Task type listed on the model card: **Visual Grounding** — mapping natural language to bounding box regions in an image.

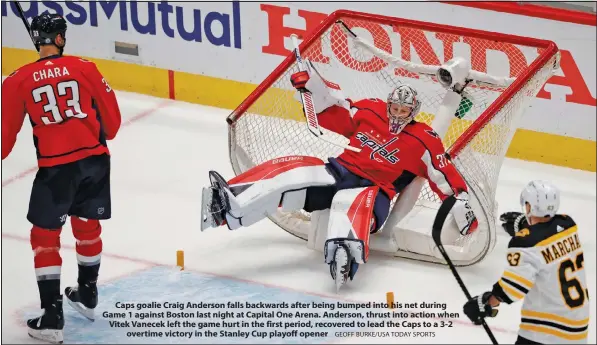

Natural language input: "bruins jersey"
[491,215,590,344]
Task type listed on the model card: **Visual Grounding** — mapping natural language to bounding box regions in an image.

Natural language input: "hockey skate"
[201,171,232,231]
[65,283,98,321]
[329,244,359,292]
[27,295,64,344]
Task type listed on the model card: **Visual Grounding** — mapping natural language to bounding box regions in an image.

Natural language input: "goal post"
[226,9,560,266]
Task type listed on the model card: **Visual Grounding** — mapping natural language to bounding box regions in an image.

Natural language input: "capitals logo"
[355,132,399,164]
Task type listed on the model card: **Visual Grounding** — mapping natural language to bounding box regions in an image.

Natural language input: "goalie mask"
[387,85,421,134]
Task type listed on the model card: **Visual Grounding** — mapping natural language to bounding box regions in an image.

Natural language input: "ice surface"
[2,89,594,344]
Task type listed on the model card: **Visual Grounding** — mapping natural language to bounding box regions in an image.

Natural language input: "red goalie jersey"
[2,55,121,167]
[318,98,468,200]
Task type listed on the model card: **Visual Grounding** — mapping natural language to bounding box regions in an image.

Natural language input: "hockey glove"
[499,211,528,237]
[463,292,499,325]
[451,192,479,235]
[290,71,310,91]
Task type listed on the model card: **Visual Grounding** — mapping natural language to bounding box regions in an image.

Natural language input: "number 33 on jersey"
[2,56,121,167]
[492,215,590,344]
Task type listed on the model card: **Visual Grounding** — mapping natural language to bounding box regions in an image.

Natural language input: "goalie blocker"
[201,65,478,291]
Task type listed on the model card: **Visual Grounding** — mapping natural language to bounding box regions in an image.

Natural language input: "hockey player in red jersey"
[2,13,121,343]
[201,66,478,291]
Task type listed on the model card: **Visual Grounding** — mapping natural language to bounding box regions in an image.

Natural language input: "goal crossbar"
[225,9,560,266]
[227,9,559,144]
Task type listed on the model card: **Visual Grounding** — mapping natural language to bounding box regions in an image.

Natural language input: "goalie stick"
[289,34,361,153]
[432,195,498,345]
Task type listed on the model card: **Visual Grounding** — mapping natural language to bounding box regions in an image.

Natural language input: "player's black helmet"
[30,13,67,54]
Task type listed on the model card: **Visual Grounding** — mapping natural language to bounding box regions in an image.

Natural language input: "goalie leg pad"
[226,156,334,218]
[224,213,242,230]
[326,186,380,263]
[203,156,335,230]
[226,189,307,230]
[279,189,307,212]
[370,190,391,234]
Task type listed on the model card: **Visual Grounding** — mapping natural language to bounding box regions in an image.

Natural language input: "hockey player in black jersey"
[463,180,589,344]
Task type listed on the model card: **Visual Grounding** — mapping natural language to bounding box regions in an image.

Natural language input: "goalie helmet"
[519,180,560,222]
[387,84,422,134]
[30,13,67,54]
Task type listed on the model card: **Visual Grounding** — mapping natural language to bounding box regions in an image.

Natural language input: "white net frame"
[226,10,559,266]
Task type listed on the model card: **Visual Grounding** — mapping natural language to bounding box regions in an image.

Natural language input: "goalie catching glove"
[451,192,479,235]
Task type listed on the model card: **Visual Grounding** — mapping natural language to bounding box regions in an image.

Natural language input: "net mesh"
[228,14,557,265]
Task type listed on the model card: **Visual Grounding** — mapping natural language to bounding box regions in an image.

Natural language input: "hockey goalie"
[201,64,479,290]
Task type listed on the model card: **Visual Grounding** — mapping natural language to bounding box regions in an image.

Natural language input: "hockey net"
[226,10,559,266]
